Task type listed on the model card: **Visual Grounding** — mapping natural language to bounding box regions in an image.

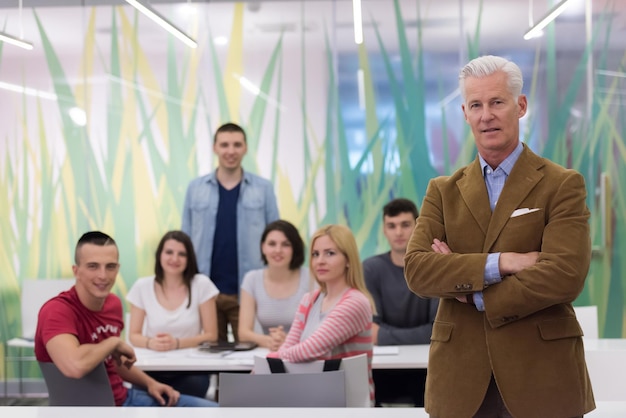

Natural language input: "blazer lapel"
[457,158,492,237]
[483,146,545,251]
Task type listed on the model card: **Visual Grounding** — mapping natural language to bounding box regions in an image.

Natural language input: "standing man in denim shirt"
[182,122,279,342]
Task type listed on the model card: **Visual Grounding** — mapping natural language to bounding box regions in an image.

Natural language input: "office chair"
[220,353,370,407]
[4,278,73,398]
[39,361,115,406]
[218,368,346,407]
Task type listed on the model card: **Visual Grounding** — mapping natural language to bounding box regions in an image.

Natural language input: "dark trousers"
[146,371,210,398]
[472,375,514,418]
[471,375,583,418]
[373,368,426,407]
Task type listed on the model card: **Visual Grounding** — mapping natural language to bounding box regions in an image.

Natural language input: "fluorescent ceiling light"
[0,80,57,100]
[523,0,575,40]
[0,31,33,50]
[352,0,363,44]
[213,36,228,46]
[69,107,87,126]
[438,88,460,108]
[357,69,365,110]
[596,69,626,79]
[233,73,287,112]
[125,0,197,49]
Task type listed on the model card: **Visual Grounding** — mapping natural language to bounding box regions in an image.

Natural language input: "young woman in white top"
[238,220,310,351]
[126,230,219,398]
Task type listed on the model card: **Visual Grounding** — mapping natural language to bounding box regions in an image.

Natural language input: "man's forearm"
[47,335,122,379]
[117,364,154,389]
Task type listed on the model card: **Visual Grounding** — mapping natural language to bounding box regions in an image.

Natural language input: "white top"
[240,268,310,334]
[126,274,219,338]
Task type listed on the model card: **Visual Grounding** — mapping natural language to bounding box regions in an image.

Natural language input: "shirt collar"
[206,168,249,184]
[479,141,524,177]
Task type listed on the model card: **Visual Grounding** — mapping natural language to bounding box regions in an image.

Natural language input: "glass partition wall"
[0,1,624,383]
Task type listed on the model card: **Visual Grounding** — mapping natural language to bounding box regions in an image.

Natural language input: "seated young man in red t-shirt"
[34,231,216,407]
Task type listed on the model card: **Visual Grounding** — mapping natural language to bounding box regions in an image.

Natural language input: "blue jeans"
[146,371,211,398]
[123,387,218,407]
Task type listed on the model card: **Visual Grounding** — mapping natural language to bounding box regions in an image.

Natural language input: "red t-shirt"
[34,286,127,406]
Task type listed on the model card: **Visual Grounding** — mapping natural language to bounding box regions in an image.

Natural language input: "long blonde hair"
[309,224,376,312]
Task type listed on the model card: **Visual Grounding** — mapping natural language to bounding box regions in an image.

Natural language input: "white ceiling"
[0,0,624,55]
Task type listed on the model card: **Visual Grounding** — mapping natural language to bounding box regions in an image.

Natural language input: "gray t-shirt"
[363,252,439,345]
[241,268,311,334]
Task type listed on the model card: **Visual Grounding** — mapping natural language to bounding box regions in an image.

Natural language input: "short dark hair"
[74,231,117,264]
[214,122,247,144]
[154,230,199,308]
[383,198,419,219]
[260,220,305,270]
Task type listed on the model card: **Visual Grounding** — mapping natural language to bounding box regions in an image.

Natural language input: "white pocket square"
[511,208,541,218]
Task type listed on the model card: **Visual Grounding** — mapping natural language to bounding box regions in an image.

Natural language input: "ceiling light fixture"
[352,0,363,44]
[526,0,543,39]
[124,0,197,49]
[523,0,575,40]
[596,69,626,79]
[233,73,287,112]
[357,69,365,110]
[0,0,34,50]
[0,80,57,100]
[0,31,33,50]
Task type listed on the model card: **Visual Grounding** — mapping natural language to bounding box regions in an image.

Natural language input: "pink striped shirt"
[269,288,374,403]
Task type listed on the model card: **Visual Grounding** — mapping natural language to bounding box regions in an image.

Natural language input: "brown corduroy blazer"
[404,144,595,418]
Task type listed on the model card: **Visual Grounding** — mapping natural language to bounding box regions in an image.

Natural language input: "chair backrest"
[22,279,74,339]
[218,369,346,407]
[39,361,115,406]
[573,305,599,339]
[252,353,370,407]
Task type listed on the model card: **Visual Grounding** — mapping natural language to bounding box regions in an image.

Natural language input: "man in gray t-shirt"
[363,198,438,406]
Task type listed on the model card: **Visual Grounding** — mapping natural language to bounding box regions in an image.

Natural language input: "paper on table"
[185,347,269,359]
[187,348,227,359]
[133,347,168,358]
[223,347,269,359]
[373,346,399,355]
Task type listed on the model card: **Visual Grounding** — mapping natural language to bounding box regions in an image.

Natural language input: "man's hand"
[431,239,469,303]
[499,252,539,275]
[146,380,180,406]
[111,340,136,370]
[431,238,452,255]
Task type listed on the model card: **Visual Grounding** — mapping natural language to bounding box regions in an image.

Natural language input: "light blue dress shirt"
[182,170,280,288]
[473,142,524,311]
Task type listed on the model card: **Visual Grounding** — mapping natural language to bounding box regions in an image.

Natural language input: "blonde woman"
[126,230,218,398]
[238,220,310,351]
[268,224,375,403]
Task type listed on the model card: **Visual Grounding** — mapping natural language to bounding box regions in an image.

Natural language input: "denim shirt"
[181,170,280,287]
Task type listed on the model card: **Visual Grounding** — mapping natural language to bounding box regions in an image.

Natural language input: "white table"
[2,403,626,417]
[134,344,430,372]
[0,407,428,417]
[135,339,624,372]
[583,338,626,401]
[134,339,626,402]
